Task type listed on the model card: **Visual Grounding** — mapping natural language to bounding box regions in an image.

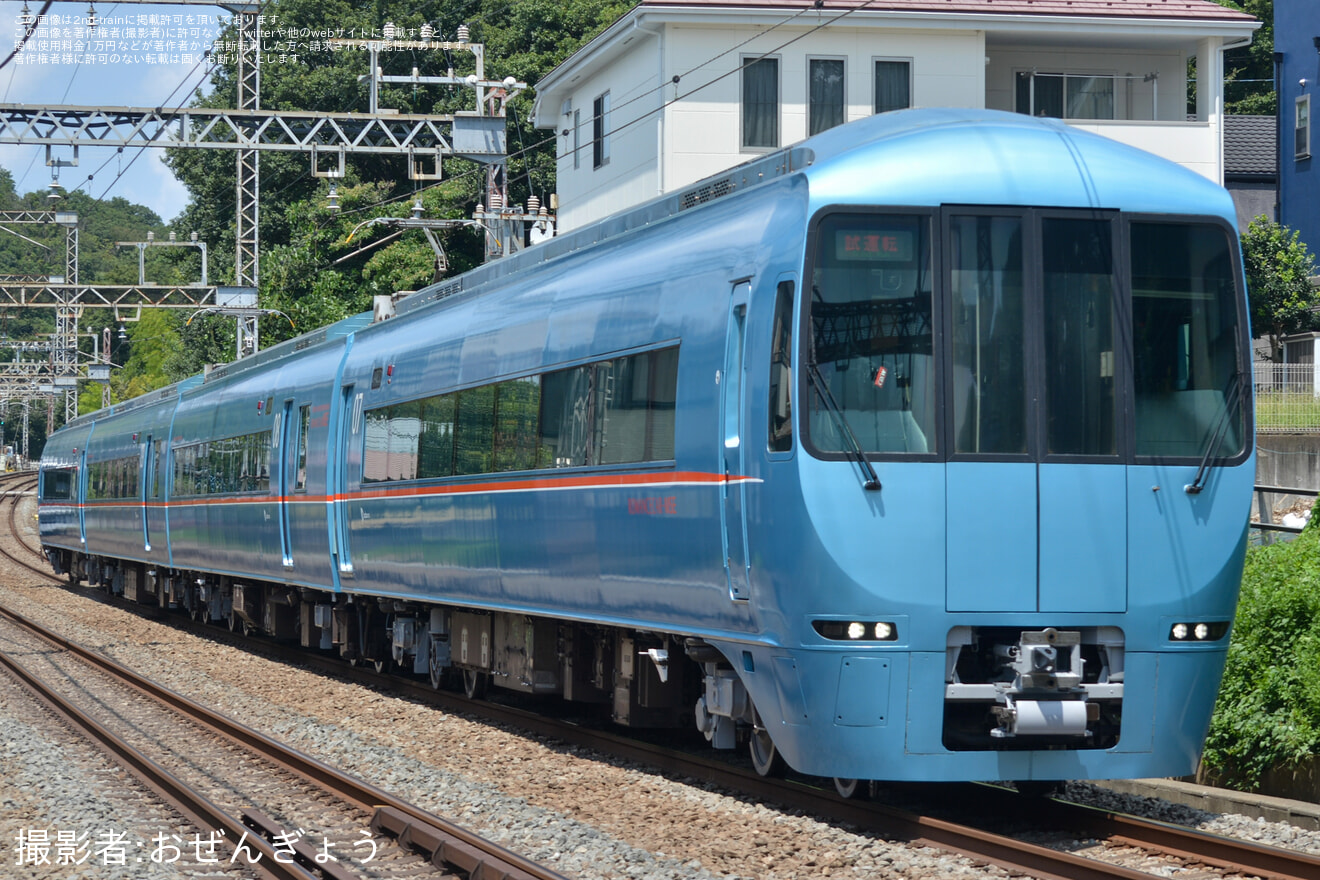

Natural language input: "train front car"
[724,109,1252,783]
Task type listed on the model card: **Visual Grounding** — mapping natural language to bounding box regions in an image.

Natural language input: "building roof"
[1224,114,1277,178]
[533,0,1261,127]
[639,0,1257,23]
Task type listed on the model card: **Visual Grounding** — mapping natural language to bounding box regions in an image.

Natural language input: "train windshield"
[807,214,937,454]
[805,212,1246,463]
[1130,221,1245,459]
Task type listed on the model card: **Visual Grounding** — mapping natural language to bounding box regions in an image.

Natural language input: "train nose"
[947,463,1127,613]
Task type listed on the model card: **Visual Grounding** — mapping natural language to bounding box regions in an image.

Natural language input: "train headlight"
[1168,621,1229,642]
[812,620,899,642]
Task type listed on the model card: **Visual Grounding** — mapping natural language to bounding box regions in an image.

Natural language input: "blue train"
[39,108,1253,788]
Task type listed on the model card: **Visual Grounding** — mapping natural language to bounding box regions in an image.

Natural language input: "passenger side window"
[768,281,795,452]
[295,406,310,491]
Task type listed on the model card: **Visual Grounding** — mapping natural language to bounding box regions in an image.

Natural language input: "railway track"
[0,473,566,880]
[0,601,566,880]
[7,473,1320,879]
[0,472,47,577]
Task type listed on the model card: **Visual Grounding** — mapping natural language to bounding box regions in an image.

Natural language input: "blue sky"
[0,2,222,223]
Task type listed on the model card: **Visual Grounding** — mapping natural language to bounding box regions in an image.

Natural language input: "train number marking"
[628,496,677,516]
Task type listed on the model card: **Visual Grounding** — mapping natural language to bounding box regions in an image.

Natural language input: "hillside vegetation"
[2,0,639,448]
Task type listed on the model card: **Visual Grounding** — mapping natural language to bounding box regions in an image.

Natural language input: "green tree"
[165,0,636,348]
[7,0,640,438]
[1243,217,1318,362]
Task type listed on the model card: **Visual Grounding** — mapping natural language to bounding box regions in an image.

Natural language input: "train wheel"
[833,778,868,799]
[373,659,389,675]
[748,706,784,777]
[462,668,489,700]
[428,645,446,690]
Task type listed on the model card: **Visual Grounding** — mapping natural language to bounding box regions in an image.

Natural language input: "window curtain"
[874,60,910,114]
[743,58,779,148]
[809,59,844,135]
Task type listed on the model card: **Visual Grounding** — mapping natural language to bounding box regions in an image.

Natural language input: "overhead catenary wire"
[331,0,886,222]
[0,0,55,193]
[0,0,53,73]
[556,0,886,167]
[88,0,280,205]
[9,4,882,257]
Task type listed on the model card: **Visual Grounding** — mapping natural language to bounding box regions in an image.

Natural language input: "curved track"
[6,479,1320,879]
[0,472,50,578]
[0,601,566,880]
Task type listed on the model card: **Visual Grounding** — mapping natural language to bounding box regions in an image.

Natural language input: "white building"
[532,0,1260,232]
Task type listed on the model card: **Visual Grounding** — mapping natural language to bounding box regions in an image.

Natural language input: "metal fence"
[1251,483,1315,546]
[1253,363,1320,433]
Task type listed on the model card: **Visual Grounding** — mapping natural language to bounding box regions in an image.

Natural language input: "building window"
[874,59,911,114]
[1016,72,1114,120]
[573,109,581,170]
[742,56,779,149]
[1298,95,1312,160]
[592,92,610,169]
[809,58,845,135]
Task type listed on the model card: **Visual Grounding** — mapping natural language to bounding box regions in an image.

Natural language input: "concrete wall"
[1255,433,1320,490]
[1255,434,1320,524]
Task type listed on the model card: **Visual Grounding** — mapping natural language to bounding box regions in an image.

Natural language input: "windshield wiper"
[1185,370,1244,495]
[807,361,881,492]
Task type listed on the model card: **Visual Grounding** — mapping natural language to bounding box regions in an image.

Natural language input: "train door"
[146,438,166,555]
[140,434,154,552]
[332,385,358,576]
[1034,214,1127,613]
[942,209,1127,613]
[721,280,751,600]
[277,400,295,569]
[943,210,1037,612]
[77,444,88,548]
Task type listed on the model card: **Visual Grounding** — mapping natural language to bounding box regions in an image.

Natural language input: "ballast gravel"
[3,493,1320,878]
[0,646,251,879]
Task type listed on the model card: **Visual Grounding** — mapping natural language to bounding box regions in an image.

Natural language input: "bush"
[1202,523,1320,789]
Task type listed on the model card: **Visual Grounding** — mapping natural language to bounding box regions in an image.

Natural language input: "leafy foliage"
[164,0,636,352]
[1213,1,1276,115]
[1242,217,1319,362]
[2,0,637,446]
[1204,526,1320,789]
[0,177,187,448]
